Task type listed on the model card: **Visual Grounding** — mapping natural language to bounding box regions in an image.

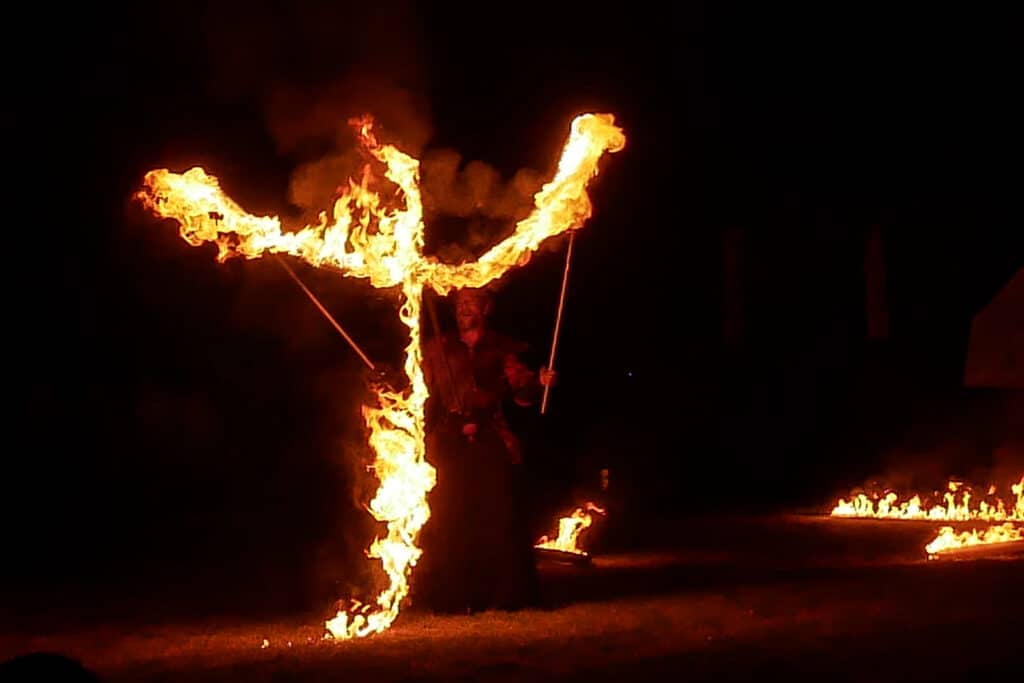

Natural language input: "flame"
[830,476,1024,558]
[830,475,1024,522]
[535,501,606,556]
[136,114,626,639]
[925,522,1024,556]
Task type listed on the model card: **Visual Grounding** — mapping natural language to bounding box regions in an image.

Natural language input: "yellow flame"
[924,522,1024,556]
[136,113,626,639]
[535,501,606,556]
[830,475,1024,522]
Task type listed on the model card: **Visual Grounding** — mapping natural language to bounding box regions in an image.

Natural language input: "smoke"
[275,104,550,270]
[201,0,432,211]
[271,76,435,217]
[992,391,1024,481]
[420,152,545,219]
[854,390,1024,493]
[200,0,547,262]
[193,0,561,394]
[196,0,430,332]
[419,150,548,263]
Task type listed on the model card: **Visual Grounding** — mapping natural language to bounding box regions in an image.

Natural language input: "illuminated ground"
[3,514,1020,682]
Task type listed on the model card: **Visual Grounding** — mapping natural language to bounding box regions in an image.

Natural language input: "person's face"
[455,290,488,335]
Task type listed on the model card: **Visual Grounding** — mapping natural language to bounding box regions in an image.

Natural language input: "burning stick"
[540,230,575,415]
[135,113,626,639]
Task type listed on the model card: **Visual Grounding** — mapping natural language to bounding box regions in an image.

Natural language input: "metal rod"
[540,231,575,415]
[273,255,375,370]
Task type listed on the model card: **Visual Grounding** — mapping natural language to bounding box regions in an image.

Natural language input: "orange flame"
[830,476,1024,558]
[535,501,606,556]
[924,522,1024,556]
[830,475,1024,522]
[136,114,626,639]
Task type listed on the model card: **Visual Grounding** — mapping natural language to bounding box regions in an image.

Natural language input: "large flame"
[830,476,1023,558]
[830,476,1024,522]
[136,113,626,639]
[535,501,606,556]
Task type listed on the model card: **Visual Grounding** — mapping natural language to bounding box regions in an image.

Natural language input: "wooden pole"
[540,231,576,415]
[273,255,375,370]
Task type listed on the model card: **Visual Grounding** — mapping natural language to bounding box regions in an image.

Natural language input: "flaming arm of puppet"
[424,113,626,294]
[135,166,412,286]
[135,117,426,290]
[136,167,347,265]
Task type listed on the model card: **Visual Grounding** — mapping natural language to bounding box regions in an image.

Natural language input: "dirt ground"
[2,514,1021,682]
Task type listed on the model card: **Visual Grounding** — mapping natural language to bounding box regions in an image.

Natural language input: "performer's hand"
[366,363,397,391]
[503,354,533,388]
[539,367,557,387]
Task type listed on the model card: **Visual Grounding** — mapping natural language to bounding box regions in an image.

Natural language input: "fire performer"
[415,285,555,613]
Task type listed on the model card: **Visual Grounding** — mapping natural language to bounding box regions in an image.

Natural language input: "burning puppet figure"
[415,286,555,612]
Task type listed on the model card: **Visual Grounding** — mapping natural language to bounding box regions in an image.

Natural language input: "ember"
[136,113,626,639]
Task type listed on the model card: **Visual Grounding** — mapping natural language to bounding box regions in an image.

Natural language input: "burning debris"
[136,113,626,639]
[830,475,1024,559]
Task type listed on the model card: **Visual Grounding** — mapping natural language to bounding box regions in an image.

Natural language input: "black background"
[5,1,1020,620]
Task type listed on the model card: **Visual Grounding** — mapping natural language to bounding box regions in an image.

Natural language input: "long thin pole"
[273,255,375,370]
[425,290,463,414]
[540,231,575,415]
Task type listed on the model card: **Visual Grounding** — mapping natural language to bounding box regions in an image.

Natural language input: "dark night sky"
[5,2,1021,614]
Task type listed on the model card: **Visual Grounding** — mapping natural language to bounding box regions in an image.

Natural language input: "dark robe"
[414,329,541,612]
